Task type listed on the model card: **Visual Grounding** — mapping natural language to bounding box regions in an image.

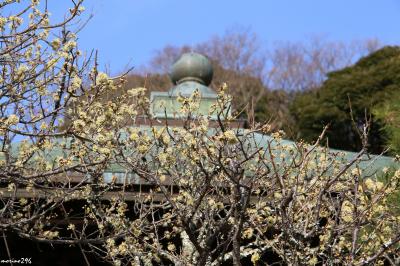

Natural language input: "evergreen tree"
[291,46,400,153]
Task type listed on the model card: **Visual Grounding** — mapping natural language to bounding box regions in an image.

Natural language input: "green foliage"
[378,170,400,216]
[291,46,400,153]
[373,91,400,154]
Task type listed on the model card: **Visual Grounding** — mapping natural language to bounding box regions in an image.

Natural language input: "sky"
[45,0,400,74]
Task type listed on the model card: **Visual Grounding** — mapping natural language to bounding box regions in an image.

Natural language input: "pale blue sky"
[47,0,400,73]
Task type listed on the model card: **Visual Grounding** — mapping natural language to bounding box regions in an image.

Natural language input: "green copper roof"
[102,128,398,181]
[1,129,398,185]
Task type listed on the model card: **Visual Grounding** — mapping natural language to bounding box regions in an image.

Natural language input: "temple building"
[0,52,398,265]
[104,52,397,184]
[0,52,396,198]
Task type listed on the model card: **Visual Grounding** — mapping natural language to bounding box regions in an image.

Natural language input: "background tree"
[253,89,294,133]
[258,37,380,137]
[290,46,400,154]
[267,37,380,91]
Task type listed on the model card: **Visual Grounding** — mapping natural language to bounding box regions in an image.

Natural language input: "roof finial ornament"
[150,52,220,119]
[170,52,213,86]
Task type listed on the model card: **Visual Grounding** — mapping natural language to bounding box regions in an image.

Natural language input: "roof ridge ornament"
[170,52,213,86]
[150,52,226,119]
